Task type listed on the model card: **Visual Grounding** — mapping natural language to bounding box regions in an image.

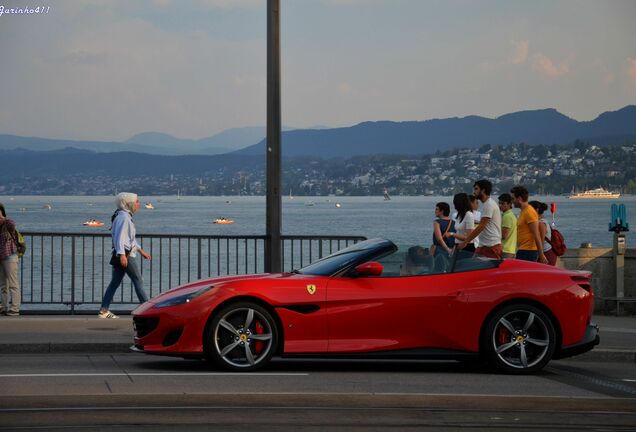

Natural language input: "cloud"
[153,0,260,8]
[532,53,570,78]
[627,57,636,89]
[338,82,353,95]
[510,40,529,65]
[0,12,267,140]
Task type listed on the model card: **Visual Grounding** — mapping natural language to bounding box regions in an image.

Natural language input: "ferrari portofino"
[132,239,599,374]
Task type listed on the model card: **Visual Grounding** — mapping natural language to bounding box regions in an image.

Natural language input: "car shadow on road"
[132,357,493,374]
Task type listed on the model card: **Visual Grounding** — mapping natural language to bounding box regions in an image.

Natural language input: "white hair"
[115,192,138,214]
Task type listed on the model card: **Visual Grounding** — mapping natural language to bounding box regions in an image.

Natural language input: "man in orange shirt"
[510,185,548,264]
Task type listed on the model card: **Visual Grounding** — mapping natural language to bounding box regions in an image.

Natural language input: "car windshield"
[296,239,394,276]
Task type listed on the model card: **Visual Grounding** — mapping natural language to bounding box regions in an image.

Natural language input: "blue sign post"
[609,204,628,314]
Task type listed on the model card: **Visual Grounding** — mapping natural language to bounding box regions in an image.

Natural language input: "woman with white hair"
[99,193,151,319]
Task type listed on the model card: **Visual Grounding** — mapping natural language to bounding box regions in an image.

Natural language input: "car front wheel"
[484,304,556,374]
[205,302,278,371]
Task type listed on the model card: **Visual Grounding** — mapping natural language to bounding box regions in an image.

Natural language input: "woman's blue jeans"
[101,256,148,309]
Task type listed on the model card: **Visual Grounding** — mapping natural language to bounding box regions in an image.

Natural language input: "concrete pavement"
[0,314,634,363]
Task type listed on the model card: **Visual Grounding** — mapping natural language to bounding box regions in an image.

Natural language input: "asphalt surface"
[0,354,635,431]
[0,314,634,430]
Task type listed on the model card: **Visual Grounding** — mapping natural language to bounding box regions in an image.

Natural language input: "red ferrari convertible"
[132,238,599,374]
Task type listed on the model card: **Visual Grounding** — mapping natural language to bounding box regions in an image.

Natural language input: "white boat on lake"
[569,187,620,199]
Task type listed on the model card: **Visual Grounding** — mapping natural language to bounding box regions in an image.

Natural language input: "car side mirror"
[353,261,383,277]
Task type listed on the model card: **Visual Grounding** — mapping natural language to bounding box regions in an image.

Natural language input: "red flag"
[551,202,557,214]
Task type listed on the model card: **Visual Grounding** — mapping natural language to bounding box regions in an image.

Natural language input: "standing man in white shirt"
[457,179,502,259]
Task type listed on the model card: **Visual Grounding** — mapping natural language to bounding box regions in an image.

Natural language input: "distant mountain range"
[0,126,284,156]
[236,105,636,157]
[124,127,282,155]
[1,106,635,158]
[1,148,263,177]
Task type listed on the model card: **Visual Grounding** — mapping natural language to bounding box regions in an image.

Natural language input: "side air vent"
[279,304,320,314]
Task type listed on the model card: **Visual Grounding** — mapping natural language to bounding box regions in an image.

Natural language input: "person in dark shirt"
[432,202,456,256]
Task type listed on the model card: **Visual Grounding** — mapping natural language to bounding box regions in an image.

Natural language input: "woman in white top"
[447,193,475,254]
[529,201,557,266]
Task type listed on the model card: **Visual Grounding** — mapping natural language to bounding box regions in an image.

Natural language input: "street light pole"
[265,0,282,273]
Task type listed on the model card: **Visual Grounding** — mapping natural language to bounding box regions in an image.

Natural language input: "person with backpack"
[0,202,22,316]
[547,202,567,258]
[530,201,558,266]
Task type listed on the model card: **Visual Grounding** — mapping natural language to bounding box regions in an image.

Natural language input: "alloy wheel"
[212,305,275,370]
[491,309,552,370]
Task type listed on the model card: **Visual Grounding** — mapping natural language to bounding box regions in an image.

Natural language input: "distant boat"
[177,189,181,200]
[383,188,391,201]
[43,204,52,210]
[213,217,234,225]
[145,203,155,209]
[83,219,104,227]
[569,187,620,199]
[289,189,294,200]
[305,201,315,207]
[335,203,342,208]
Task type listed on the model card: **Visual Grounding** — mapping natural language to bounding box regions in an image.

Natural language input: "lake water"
[2,194,634,248]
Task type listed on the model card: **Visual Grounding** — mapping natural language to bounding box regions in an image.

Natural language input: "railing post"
[197,238,202,280]
[71,236,76,315]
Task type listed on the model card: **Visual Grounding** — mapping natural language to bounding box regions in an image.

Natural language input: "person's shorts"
[475,244,502,260]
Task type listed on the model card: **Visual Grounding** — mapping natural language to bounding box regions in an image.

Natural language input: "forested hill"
[236,105,636,157]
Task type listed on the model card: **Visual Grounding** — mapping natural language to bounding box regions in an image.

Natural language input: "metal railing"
[18,232,366,313]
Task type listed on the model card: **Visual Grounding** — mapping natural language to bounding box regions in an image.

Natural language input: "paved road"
[1,354,635,431]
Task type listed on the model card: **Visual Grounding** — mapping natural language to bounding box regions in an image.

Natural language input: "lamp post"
[265,0,282,273]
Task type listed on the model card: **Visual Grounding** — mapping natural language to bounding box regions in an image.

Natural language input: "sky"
[0,0,635,141]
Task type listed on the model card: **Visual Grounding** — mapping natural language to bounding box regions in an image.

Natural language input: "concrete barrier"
[558,248,635,313]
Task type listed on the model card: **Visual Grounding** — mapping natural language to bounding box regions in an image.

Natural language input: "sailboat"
[289,189,294,200]
[177,189,181,201]
[383,188,391,201]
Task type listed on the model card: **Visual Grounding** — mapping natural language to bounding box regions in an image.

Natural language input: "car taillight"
[571,275,592,293]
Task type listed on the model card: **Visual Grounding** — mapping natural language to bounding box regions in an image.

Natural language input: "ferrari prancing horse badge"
[306,284,317,295]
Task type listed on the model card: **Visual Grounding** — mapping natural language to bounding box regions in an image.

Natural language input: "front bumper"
[553,323,600,360]
[130,302,206,356]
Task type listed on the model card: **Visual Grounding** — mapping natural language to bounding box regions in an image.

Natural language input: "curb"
[0,343,131,354]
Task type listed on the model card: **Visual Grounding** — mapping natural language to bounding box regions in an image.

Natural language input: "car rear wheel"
[484,304,556,374]
[205,302,278,371]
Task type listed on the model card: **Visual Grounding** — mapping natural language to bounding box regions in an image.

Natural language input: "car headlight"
[154,285,214,308]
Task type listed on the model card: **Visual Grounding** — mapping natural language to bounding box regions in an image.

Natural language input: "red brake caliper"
[253,320,265,354]
[498,326,510,346]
